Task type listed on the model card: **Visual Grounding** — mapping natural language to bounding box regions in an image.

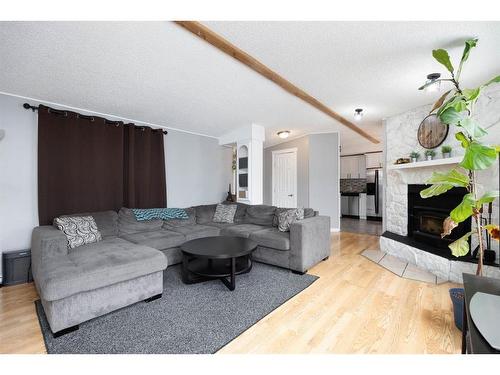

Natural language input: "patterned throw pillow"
[132,208,188,221]
[54,216,103,249]
[277,208,305,232]
[213,204,237,223]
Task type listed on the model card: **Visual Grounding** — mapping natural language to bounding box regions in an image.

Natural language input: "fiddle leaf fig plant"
[419,38,500,275]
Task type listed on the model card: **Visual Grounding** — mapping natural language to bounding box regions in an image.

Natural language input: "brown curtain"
[37,105,166,225]
[123,124,166,208]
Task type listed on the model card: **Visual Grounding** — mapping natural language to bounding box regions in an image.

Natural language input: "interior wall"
[263,136,310,207]
[0,93,232,258]
[309,133,340,230]
[263,133,340,230]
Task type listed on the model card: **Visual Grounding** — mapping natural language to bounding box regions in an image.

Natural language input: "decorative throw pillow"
[54,216,102,249]
[213,204,237,223]
[277,208,304,232]
[132,208,188,221]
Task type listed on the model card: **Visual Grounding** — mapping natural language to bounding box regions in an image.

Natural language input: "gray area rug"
[35,263,318,354]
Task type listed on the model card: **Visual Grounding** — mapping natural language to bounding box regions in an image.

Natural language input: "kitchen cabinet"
[340,155,366,179]
[366,152,383,169]
[341,195,359,217]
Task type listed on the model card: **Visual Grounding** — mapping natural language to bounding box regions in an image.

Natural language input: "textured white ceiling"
[205,21,500,148]
[1,21,499,148]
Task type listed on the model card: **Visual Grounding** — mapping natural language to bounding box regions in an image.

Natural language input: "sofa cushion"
[121,229,186,250]
[245,205,277,226]
[203,222,237,230]
[277,208,304,232]
[132,207,188,221]
[54,216,102,249]
[61,210,118,238]
[168,224,220,241]
[221,224,268,238]
[118,207,163,235]
[194,204,217,224]
[273,207,314,227]
[249,228,290,251]
[38,237,167,301]
[213,203,237,223]
[163,207,196,228]
[223,202,249,224]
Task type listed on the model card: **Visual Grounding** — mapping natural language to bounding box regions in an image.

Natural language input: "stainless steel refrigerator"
[366,168,383,218]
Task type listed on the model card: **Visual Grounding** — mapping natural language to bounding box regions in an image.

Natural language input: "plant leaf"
[426,169,469,187]
[458,118,487,138]
[462,87,481,102]
[450,193,475,223]
[477,190,499,207]
[455,132,470,148]
[430,90,452,113]
[460,142,498,170]
[483,75,500,87]
[420,183,454,199]
[460,39,478,65]
[439,107,464,125]
[442,217,458,238]
[485,225,500,241]
[432,49,454,73]
[449,232,473,257]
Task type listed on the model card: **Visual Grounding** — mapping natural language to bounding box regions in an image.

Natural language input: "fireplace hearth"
[407,184,471,257]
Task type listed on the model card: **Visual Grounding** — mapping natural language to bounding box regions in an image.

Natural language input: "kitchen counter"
[341,192,365,196]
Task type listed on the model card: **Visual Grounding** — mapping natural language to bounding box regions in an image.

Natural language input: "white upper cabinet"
[340,155,366,179]
[366,152,383,169]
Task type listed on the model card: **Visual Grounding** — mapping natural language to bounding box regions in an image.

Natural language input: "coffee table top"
[180,236,257,259]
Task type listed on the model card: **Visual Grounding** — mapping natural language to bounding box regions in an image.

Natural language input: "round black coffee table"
[180,236,257,291]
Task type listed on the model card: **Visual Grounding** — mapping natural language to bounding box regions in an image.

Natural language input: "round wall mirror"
[417,114,449,149]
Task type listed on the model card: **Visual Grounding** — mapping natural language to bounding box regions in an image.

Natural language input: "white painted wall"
[0,93,232,281]
[263,133,340,230]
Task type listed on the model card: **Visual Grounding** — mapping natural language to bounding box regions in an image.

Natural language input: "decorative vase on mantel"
[442,152,451,158]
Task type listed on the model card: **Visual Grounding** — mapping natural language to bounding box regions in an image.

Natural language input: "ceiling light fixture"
[354,108,364,122]
[277,131,290,139]
[424,73,441,93]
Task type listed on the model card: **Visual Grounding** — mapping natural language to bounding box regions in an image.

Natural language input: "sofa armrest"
[289,215,331,273]
[31,226,68,281]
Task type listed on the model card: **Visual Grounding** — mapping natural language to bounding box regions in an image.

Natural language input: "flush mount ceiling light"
[423,73,441,93]
[354,108,364,122]
[277,131,290,139]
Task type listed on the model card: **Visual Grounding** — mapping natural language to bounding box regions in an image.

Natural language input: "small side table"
[462,273,500,354]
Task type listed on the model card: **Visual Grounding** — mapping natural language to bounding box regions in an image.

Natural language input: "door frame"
[272,147,298,207]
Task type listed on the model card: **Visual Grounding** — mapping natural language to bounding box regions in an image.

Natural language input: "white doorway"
[272,148,298,208]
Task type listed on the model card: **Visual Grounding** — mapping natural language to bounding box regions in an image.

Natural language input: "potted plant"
[424,149,436,161]
[441,145,452,158]
[409,151,420,163]
[419,38,499,331]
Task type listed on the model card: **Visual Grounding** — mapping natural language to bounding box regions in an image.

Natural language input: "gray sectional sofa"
[31,203,331,335]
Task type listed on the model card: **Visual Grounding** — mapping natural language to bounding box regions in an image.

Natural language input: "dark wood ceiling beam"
[174,21,380,144]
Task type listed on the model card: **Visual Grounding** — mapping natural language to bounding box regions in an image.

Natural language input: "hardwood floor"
[0,232,461,354]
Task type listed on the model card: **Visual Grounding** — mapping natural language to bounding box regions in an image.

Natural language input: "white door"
[272,149,297,208]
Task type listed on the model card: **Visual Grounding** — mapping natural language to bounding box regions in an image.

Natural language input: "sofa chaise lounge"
[31,203,330,335]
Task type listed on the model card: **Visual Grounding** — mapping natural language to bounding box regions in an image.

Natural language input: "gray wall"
[263,136,310,207]
[263,133,340,229]
[165,131,232,208]
[0,93,232,265]
[308,133,340,230]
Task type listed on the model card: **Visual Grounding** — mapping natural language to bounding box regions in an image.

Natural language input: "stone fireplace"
[407,184,471,255]
[380,87,500,283]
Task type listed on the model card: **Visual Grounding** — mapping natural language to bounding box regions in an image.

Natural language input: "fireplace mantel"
[387,156,462,170]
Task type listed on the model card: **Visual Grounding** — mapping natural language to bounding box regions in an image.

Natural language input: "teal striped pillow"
[132,208,188,221]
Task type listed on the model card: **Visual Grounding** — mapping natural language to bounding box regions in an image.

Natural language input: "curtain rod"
[22,103,168,134]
